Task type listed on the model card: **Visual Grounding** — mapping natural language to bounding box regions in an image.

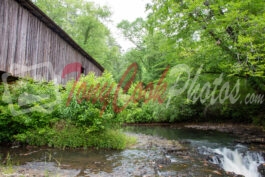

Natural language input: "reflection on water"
[123,125,236,147]
[0,125,264,177]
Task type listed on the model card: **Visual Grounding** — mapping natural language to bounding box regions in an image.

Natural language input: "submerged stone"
[258,163,265,177]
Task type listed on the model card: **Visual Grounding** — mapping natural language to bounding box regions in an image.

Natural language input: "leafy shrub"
[59,72,122,132]
[0,79,60,142]
[119,101,162,123]
[0,73,132,150]
[14,127,55,146]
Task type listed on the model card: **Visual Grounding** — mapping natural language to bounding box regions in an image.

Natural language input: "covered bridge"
[0,0,104,84]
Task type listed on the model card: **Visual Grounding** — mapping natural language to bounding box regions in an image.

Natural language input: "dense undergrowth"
[0,73,135,149]
[0,70,264,149]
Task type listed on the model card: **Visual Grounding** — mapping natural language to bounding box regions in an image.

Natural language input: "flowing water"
[212,147,263,177]
[0,125,264,177]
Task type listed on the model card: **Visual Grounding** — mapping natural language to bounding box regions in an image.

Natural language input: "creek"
[0,125,264,177]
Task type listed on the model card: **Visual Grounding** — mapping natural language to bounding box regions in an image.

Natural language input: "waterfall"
[211,147,264,177]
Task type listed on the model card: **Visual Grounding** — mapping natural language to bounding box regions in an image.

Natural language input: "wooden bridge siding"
[0,0,102,84]
[0,0,8,72]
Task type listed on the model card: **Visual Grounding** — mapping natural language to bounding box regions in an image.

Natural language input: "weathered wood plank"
[0,0,9,72]
[0,0,103,84]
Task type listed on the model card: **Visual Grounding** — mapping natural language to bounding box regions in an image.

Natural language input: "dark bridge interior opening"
[81,67,85,74]
[0,71,18,83]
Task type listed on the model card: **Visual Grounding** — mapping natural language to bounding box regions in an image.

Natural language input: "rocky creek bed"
[0,124,264,177]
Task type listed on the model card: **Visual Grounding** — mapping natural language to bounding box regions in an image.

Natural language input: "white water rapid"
[212,147,264,177]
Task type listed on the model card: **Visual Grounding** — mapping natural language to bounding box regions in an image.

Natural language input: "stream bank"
[0,124,264,177]
[183,123,265,147]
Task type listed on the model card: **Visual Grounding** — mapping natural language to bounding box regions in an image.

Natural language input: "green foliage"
[116,0,265,124]
[87,129,135,150]
[13,121,133,150]
[117,18,170,84]
[14,127,55,146]
[1,0,264,149]
[147,0,265,78]
[0,79,60,142]
[119,103,154,123]
[60,72,122,132]
[0,73,132,149]
[33,0,122,73]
